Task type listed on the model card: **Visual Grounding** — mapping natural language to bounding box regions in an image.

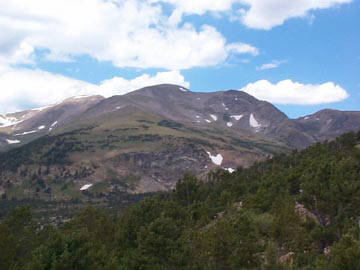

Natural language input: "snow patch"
[224,168,235,173]
[222,103,226,107]
[225,107,229,111]
[196,115,200,119]
[249,114,261,129]
[227,122,233,127]
[14,130,37,136]
[38,125,46,130]
[73,95,90,99]
[6,139,21,144]
[51,121,58,127]
[80,184,93,191]
[179,87,188,92]
[205,119,211,123]
[0,115,23,128]
[304,116,310,120]
[196,97,201,100]
[206,151,223,166]
[210,114,218,121]
[231,115,243,121]
[31,104,54,112]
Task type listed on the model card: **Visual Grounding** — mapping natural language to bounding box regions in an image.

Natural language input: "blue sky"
[0,0,359,118]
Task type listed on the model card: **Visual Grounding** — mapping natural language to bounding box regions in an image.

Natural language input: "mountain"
[0,95,104,151]
[2,130,360,269]
[0,84,360,216]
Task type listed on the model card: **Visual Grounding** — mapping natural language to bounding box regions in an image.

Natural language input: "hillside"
[1,85,360,216]
[1,130,360,269]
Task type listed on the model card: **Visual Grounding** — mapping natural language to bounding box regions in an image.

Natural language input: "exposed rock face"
[279,252,295,265]
[295,202,319,224]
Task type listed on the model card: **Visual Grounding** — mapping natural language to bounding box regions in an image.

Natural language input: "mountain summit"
[0,84,360,200]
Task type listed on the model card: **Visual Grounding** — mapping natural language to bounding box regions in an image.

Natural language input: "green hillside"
[1,130,360,269]
[0,109,288,220]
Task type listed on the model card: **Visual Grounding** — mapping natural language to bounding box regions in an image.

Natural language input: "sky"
[0,0,359,118]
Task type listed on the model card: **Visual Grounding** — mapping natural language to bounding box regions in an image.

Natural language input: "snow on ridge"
[73,95,90,99]
[31,104,55,112]
[249,114,261,129]
[80,184,93,191]
[206,151,223,166]
[14,130,37,136]
[6,139,21,144]
[230,115,243,121]
[210,114,218,121]
[38,125,46,130]
[227,122,233,127]
[179,87,188,92]
[51,121,58,127]
[0,115,23,128]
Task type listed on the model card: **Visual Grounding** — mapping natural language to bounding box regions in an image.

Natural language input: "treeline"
[1,131,360,269]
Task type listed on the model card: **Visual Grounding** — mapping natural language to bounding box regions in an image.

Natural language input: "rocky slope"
[0,84,359,205]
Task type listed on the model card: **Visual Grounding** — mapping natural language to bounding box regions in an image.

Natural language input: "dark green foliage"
[1,130,360,269]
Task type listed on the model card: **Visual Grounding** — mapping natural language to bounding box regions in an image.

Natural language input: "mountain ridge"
[0,84,360,204]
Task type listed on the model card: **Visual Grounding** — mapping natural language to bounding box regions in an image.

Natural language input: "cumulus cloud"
[226,43,259,56]
[154,0,351,30]
[257,60,287,70]
[0,0,257,70]
[240,79,349,105]
[237,0,352,29]
[0,66,189,114]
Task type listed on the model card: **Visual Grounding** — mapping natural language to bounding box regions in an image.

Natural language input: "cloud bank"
[0,67,189,113]
[0,0,258,70]
[240,79,349,105]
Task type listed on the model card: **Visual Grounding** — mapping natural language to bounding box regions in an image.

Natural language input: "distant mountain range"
[0,84,359,202]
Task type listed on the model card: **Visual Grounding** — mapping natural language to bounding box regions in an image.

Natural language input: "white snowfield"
[206,151,223,166]
[210,114,218,121]
[0,115,23,128]
[6,139,21,144]
[249,114,261,129]
[227,122,233,127]
[38,125,46,130]
[231,115,243,121]
[14,130,37,136]
[80,184,93,191]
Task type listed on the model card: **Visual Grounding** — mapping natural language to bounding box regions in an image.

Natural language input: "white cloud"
[226,43,259,56]
[95,70,189,98]
[257,60,286,70]
[238,0,352,30]
[0,0,257,70]
[0,66,189,114]
[154,0,351,30]
[240,79,349,105]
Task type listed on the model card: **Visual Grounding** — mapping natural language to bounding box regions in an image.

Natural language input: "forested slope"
[1,130,360,269]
